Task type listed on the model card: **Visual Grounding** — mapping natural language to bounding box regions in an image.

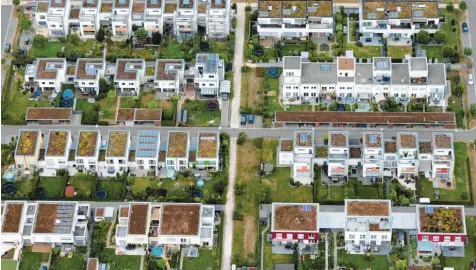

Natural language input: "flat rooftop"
[160,204,201,235]
[307,1,332,17]
[419,141,432,154]
[107,131,129,157]
[26,108,72,121]
[34,202,75,234]
[346,200,390,216]
[128,203,149,235]
[273,204,318,231]
[399,133,417,148]
[134,109,162,121]
[418,205,465,234]
[434,134,452,149]
[16,130,40,156]
[385,141,397,153]
[46,131,69,156]
[330,133,347,147]
[156,60,183,81]
[363,1,386,20]
[77,131,99,157]
[281,140,293,152]
[364,133,382,148]
[198,132,218,158]
[2,203,24,233]
[168,132,188,157]
[275,112,456,125]
[116,108,135,121]
[295,132,313,147]
[36,59,64,80]
[115,59,143,81]
[259,1,282,18]
[338,57,355,70]
[76,59,103,80]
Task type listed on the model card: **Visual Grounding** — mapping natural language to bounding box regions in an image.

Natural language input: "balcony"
[308,23,332,29]
[284,24,306,29]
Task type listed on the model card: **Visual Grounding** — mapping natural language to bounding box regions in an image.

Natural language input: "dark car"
[240,114,247,125]
[247,114,255,124]
[462,22,468,33]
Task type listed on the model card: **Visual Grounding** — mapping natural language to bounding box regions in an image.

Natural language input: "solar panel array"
[136,130,159,158]
[376,61,389,70]
[54,203,75,234]
[367,13,377,19]
[300,133,308,143]
[301,204,312,212]
[413,10,423,17]
[424,206,433,214]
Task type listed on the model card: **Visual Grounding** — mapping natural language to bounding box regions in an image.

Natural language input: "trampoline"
[62,89,74,100]
[95,190,108,198]
[34,187,46,197]
[61,99,72,107]
[151,247,163,257]
[266,68,281,78]
[33,89,41,97]
[196,179,204,187]
[206,100,219,111]
[190,189,203,199]
[2,184,16,195]
[157,189,167,198]
[3,171,16,181]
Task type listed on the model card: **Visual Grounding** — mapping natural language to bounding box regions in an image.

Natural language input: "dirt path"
[105,220,116,248]
[243,215,257,258]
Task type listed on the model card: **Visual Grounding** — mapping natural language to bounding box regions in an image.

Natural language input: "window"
[382,235,388,240]
[139,166,145,170]
[285,72,294,76]
[76,159,84,164]
[455,236,461,242]
[422,236,429,241]
[293,92,298,97]
[444,236,451,242]
[166,160,174,165]
[433,236,440,242]
[349,234,355,239]
[311,93,316,97]
[276,233,282,239]
[285,93,291,98]
[303,93,309,97]
[181,239,186,243]
[179,160,186,165]
[287,234,293,239]
[309,233,314,239]
[360,235,366,240]
[371,235,377,239]
[298,234,304,239]
[149,160,155,165]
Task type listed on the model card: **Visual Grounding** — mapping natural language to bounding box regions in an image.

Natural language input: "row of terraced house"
[266,200,467,257]
[24,53,228,98]
[256,0,440,45]
[281,55,448,107]
[24,0,231,39]
[0,201,219,257]
[13,129,222,177]
[278,130,454,185]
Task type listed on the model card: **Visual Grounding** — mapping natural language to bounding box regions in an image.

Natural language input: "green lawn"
[75,99,98,125]
[338,252,389,270]
[69,173,97,198]
[282,44,307,56]
[131,177,160,194]
[97,179,126,199]
[288,105,313,112]
[349,21,358,42]
[100,248,141,270]
[38,177,67,198]
[106,41,130,58]
[1,260,17,270]
[387,46,412,59]
[346,43,382,58]
[182,249,219,270]
[4,179,34,198]
[65,38,102,58]
[120,96,140,108]
[2,69,51,125]
[444,216,476,270]
[19,249,49,270]
[446,71,465,128]
[423,9,458,60]
[131,47,159,60]
[97,97,117,123]
[160,39,186,59]
[181,99,221,127]
[266,167,313,203]
[50,253,86,270]
[354,181,380,199]
[422,45,443,60]
[263,244,294,269]
[418,142,470,202]
[28,37,62,58]
[160,171,223,203]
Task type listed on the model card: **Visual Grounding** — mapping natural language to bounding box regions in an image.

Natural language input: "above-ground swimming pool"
[266,68,281,78]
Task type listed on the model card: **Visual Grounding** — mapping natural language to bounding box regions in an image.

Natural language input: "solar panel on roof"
[368,13,377,19]
[302,205,311,212]
[152,0,158,3]
[321,65,330,72]
[300,134,308,142]
[424,206,433,214]
[369,135,377,143]
[414,10,423,17]
[376,61,389,70]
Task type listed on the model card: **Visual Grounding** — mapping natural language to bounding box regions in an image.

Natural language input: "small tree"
[69,34,81,46]
[468,59,473,69]
[132,24,139,32]
[107,90,116,100]
[156,259,166,269]
[461,191,469,200]
[431,257,440,267]
[148,100,157,110]
[96,27,105,42]
[13,0,20,5]
[443,46,457,58]
[470,104,476,116]
[237,132,247,145]
[434,30,447,44]
[416,30,431,45]
[21,16,32,31]
[459,1,467,11]
[452,82,464,97]
[151,32,162,45]
[464,47,473,57]
[446,2,454,12]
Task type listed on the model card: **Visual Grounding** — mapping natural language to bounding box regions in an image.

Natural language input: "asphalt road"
[1,5,13,48]
[465,1,476,104]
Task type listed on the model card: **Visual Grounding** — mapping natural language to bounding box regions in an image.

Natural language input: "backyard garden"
[181,99,221,127]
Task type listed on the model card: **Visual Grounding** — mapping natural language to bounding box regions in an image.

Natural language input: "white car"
[468,74,474,85]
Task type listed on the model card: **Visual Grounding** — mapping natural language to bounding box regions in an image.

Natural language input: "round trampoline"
[60,99,72,107]
[2,184,16,195]
[3,171,16,181]
[34,187,46,197]
[190,189,203,199]
[151,247,164,257]
[206,100,219,111]
[266,68,281,78]
[62,89,74,100]
[95,190,108,198]
[196,179,204,187]
[33,89,41,97]
[157,189,167,198]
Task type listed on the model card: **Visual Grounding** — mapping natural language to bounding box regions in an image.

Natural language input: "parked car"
[468,74,474,85]
[3,44,10,53]
[240,114,247,125]
[247,114,255,124]
[462,22,468,33]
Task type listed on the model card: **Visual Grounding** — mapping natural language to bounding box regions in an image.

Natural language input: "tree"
[156,259,166,269]
[461,191,469,200]
[237,132,247,145]
[464,47,473,57]
[398,195,410,206]
[446,2,454,12]
[132,24,139,32]
[213,179,226,194]
[135,28,148,40]
[21,16,32,31]
[470,104,476,116]
[431,257,440,267]
[13,0,20,5]
[434,30,447,44]
[64,50,80,62]
[459,1,467,11]
[107,90,116,100]
[395,260,407,270]
[148,100,157,110]
[96,27,105,42]
[68,34,81,46]
[452,82,464,97]
[151,32,162,45]
[443,46,457,58]
[416,30,431,45]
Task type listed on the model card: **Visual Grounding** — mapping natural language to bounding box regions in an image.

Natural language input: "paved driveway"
[465,1,476,104]
[1,5,12,47]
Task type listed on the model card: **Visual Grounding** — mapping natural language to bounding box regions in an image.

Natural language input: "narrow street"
[230,4,246,128]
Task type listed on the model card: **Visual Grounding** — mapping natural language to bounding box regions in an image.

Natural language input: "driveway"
[465,1,476,103]
[220,99,230,127]
[230,4,246,128]
[1,5,13,48]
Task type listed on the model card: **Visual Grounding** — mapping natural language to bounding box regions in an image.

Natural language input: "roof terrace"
[386,1,411,19]
[411,1,437,18]
[295,131,313,147]
[364,133,383,148]
[307,1,331,17]
[282,1,306,18]
[259,1,282,18]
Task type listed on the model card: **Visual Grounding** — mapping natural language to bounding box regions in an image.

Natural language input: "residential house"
[271,203,319,254]
[112,0,132,37]
[1,201,28,252]
[44,0,71,37]
[344,200,392,253]
[397,132,419,178]
[257,0,333,40]
[358,0,440,45]
[292,130,314,184]
[165,131,190,171]
[131,0,146,29]
[336,57,356,102]
[194,131,220,171]
[79,0,100,37]
[114,59,146,95]
[14,129,43,171]
[174,0,198,37]
[194,54,224,97]
[115,203,150,255]
[133,130,161,176]
[75,130,102,173]
[206,0,231,39]
[74,58,106,95]
[416,205,466,257]
[143,0,163,35]
[327,131,349,180]
[431,133,454,181]
[362,132,384,180]
[104,131,131,176]
[25,108,72,125]
[30,58,67,93]
[154,59,185,95]
[40,130,72,172]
